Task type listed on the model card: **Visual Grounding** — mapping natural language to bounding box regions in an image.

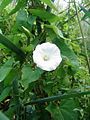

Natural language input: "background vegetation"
[0,0,90,119]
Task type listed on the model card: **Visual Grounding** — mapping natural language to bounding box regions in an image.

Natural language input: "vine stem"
[25,91,90,105]
[74,0,90,74]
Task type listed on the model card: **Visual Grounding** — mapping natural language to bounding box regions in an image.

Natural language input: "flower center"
[43,55,49,61]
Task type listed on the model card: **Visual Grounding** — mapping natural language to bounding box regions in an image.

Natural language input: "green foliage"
[28,8,59,23]
[80,5,90,19]
[40,0,57,11]
[46,99,79,120]
[21,64,43,90]
[53,38,79,67]
[0,87,11,102]
[0,112,9,120]
[0,34,26,60]
[0,0,90,119]
[0,0,12,11]
[9,0,27,16]
[0,58,14,82]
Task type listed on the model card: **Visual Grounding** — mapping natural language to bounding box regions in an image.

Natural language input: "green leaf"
[0,112,9,120]
[46,26,79,67]
[4,68,18,86]
[46,99,78,120]
[0,34,26,60]
[16,9,27,23]
[79,5,90,18]
[9,0,27,16]
[21,64,43,90]
[21,26,34,38]
[0,87,11,102]
[5,106,15,119]
[45,24,65,39]
[15,9,35,37]
[53,38,79,67]
[40,0,57,11]
[28,8,59,23]
[0,0,12,11]
[0,58,14,82]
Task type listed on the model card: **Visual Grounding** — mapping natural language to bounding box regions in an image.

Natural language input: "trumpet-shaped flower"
[33,42,62,71]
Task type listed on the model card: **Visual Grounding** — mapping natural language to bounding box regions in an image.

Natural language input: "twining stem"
[74,0,90,74]
[25,91,90,105]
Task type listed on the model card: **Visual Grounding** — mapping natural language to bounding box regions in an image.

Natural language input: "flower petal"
[33,42,62,71]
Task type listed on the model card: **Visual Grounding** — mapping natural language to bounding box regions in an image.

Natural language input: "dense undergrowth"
[0,0,90,120]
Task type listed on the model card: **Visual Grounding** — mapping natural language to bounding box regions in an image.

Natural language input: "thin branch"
[73,0,90,73]
[84,20,90,25]
[63,2,90,24]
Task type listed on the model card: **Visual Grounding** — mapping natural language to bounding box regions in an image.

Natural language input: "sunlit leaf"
[28,8,59,23]
[0,0,12,11]
[9,0,27,16]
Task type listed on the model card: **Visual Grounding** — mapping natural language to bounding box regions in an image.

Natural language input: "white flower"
[33,42,62,71]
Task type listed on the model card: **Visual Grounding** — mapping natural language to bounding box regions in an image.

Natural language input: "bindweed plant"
[0,0,90,120]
